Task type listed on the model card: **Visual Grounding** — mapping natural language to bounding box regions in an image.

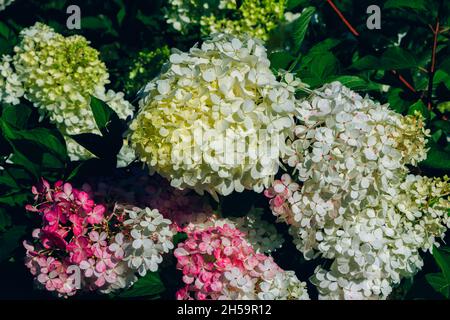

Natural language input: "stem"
[426,12,441,110]
[325,0,359,36]
[390,70,417,93]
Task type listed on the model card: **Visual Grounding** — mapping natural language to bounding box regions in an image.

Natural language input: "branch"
[325,0,359,36]
[390,70,417,93]
[426,13,441,110]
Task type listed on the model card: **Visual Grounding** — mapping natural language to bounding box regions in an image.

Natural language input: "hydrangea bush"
[1,0,449,301]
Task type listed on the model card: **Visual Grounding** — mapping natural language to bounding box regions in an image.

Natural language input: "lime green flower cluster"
[166,0,288,41]
[0,23,134,162]
[125,46,170,96]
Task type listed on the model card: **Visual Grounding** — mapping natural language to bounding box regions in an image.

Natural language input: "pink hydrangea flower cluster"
[23,178,174,297]
[264,174,299,225]
[174,224,309,300]
[23,179,126,297]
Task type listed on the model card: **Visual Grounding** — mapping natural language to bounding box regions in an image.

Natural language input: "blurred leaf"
[420,142,450,171]
[0,191,29,207]
[432,120,450,134]
[119,272,164,298]
[286,0,308,10]
[431,129,443,143]
[437,101,450,114]
[173,232,187,246]
[0,21,10,39]
[82,16,118,36]
[384,0,427,11]
[0,208,11,232]
[0,225,26,262]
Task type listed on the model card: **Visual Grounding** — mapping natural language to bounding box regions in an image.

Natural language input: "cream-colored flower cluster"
[166,0,287,40]
[0,0,14,11]
[0,23,134,162]
[266,82,450,299]
[0,55,24,105]
[257,270,310,300]
[129,33,296,197]
[225,208,284,254]
[308,175,450,299]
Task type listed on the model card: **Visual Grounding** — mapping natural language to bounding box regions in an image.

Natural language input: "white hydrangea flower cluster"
[225,208,284,254]
[0,55,23,105]
[0,23,134,162]
[130,33,296,197]
[258,270,310,300]
[0,0,14,11]
[110,206,175,277]
[266,82,450,299]
[309,175,450,300]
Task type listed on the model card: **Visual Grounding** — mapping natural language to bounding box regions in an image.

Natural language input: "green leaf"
[173,232,187,246]
[119,272,165,298]
[426,246,450,298]
[387,88,410,113]
[117,7,126,25]
[433,246,450,280]
[426,273,450,298]
[431,129,443,143]
[269,51,295,71]
[1,104,32,129]
[0,119,67,177]
[0,191,29,207]
[437,101,450,114]
[408,100,430,120]
[286,0,308,10]
[384,0,426,11]
[292,7,315,51]
[82,16,118,36]
[0,208,11,232]
[381,47,417,70]
[350,55,381,71]
[420,142,450,171]
[432,120,450,134]
[300,52,339,87]
[0,225,26,262]
[0,21,10,39]
[90,96,117,134]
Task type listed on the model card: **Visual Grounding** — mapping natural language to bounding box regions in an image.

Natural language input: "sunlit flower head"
[130,33,297,197]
